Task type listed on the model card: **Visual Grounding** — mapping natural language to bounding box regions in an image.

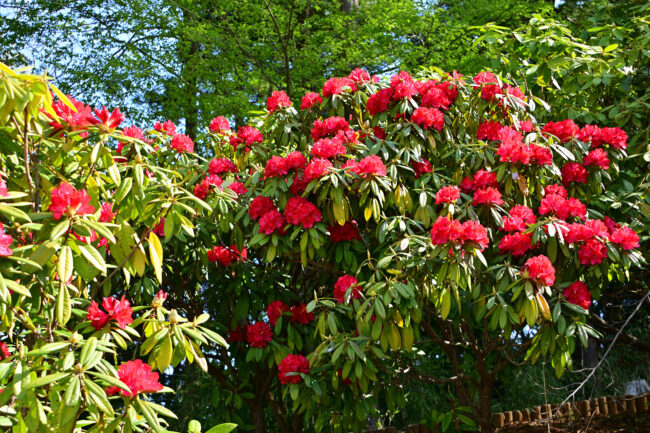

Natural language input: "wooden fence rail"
[365,393,649,433]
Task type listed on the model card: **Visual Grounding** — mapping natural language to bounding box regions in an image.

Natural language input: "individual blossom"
[0,179,8,197]
[249,196,276,221]
[499,232,534,257]
[542,119,579,143]
[411,158,432,178]
[99,202,118,223]
[355,155,387,177]
[153,219,166,237]
[430,216,464,246]
[267,300,288,326]
[207,245,247,267]
[561,163,588,185]
[366,88,393,116]
[117,126,145,155]
[0,343,10,360]
[472,187,503,206]
[334,275,362,303]
[0,223,13,257]
[578,239,607,265]
[266,90,292,113]
[230,126,264,151]
[284,151,308,171]
[545,184,567,198]
[598,127,627,149]
[477,121,502,141]
[610,226,640,250]
[154,120,177,135]
[278,354,310,385]
[563,282,592,310]
[209,116,231,133]
[583,149,610,170]
[151,290,168,308]
[290,304,315,325]
[565,197,587,220]
[461,220,489,251]
[501,205,536,232]
[50,96,97,135]
[300,92,323,110]
[264,156,289,179]
[246,321,273,348]
[284,197,322,229]
[522,255,555,286]
[105,359,163,397]
[49,183,96,220]
[86,295,133,330]
[93,107,125,131]
[209,158,238,175]
[577,124,602,147]
[259,210,286,235]
[311,117,350,139]
[303,158,333,184]
[390,71,418,100]
[471,169,499,190]
[411,107,444,131]
[322,77,355,97]
[329,221,361,242]
[435,186,460,205]
[170,134,194,153]
[311,137,347,159]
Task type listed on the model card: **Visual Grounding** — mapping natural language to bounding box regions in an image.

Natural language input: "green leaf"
[50,219,70,241]
[25,372,70,389]
[87,372,130,393]
[0,204,31,222]
[26,341,69,357]
[80,336,97,366]
[78,243,107,273]
[148,232,163,284]
[57,245,73,282]
[56,284,71,326]
[205,423,238,433]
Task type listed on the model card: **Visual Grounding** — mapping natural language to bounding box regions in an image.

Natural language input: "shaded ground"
[497,412,650,433]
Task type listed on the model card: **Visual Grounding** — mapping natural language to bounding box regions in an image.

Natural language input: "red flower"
[322,77,355,97]
[285,152,308,171]
[311,137,346,159]
[0,343,10,360]
[522,255,555,286]
[0,223,13,257]
[578,240,607,265]
[50,96,97,135]
[390,71,418,100]
[267,90,292,113]
[86,295,133,330]
[583,149,610,170]
[311,117,350,140]
[481,84,502,101]
[249,196,276,221]
[93,107,125,130]
[267,300,288,326]
[228,181,248,196]
[499,232,534,257]
[264,156,289,178]
[520,120,534,132]
[209,158,238,175]
[356,155,387,177]
[228,325,247,343]
[545,184,567,198]
[420,82,455,110]
[501,205,536,232]
[411,107,444,131]
[542,120,579,143]
[289,173,307,194]
[49,183,96,220]
[564,223,595,244]
[230,126,263,151]
[259,210,286,235]
[209,116,230,133]
[462,220,489,251]
[303,158,333,183]
[278,354,309,385]
[0,179,7,197]
[565,197,587,220]
[300,92,323,110]
[246,321,273,348]
[348,68,374,84]
[334,275,362,303]
[604,216,620,233]
[411,158,432,178]
[152,290,167,307]
[472,187,503,206]
[154,120,177,135]
[477,121,502,141]
[430,217,463,246]
[561,163,588,185]
[153,219,166,237]
[598,127,627,149]
[435,186,460,204]
[207,245,247,266]
[290,304,315,325]
[99,203,117,223]
[170,134,194,153]
[367,88,393,116]
[193,175,223,200]
[117,126,145,154]
[529,144,553,165]
[329,221,361,242]
[470,170,498,190]
[563,282,592,310]
[373,126,387,140]
[284,197,322,228]
[577,125,602,147]
[473,71,498,86]
[539,194,569,220]
[105,359,163,397]
[610,226,640,250]
[585,219,610,239]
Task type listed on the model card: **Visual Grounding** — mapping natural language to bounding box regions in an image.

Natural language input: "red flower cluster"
[311,117,350,140]
[209,158,238,175]
[94,107,125,131]
[435,186,460,204]
[99,202,118,223]
[610,226,640,250]
[259,210,286,235]
[311,137,347,159]
[264,156,290,178]
[472,187,503,207]
[0,343,10,359]
[430,217,489,251]
[193,174,223,200]
[539,192,586,221]
[300,92,323,110]
[105,359,163,397]
[411,158,432,178]
[86,295,133,330]
[266,90,292,113]
[577,124,627,149]
[542,119,579,143]
[154,120,177,135]
[346,155,387,177]
[290,304,315,324]
[367,88,393,116]
[322,77,355,97]
[477,120,502,141]
[561,162,588,185]
[117,126,145,155]
[228,324,247,343]
[267,300,288,326]
[334,275,362,303]
[50,96,97,136]
[249,196,275,221]
[284,196,322,228]
[496,127,552,165]
[473,71,502,101]
[583,149,610,170]
[170,134,194,153]
[230,125,263,151]
[0,223,12,257]
[460,169,498,192]
[329,221,361,242]
[209,116,230,133]
[411,107,444,131]
[278,354,309,385]
[563,282,592,310]
[418,79,457,110]
[577,239,607,265]
[522,255,555,286]
[247,321,273,348]
[499,232,534,257]
[303,158,333,184]
[207,245,247,266]
[49,183,95,220]
[501,205,536,232]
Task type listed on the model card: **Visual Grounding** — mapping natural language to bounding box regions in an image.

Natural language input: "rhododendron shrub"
[0,62,645,433]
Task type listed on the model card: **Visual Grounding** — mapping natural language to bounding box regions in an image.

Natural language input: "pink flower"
[0,223,13,257]
[334,275,362,303]
[598,127,627,149]
[435,186,460,204]
[522,255,555,286]
[322,77,355,97]
[355,155,386,177]
[209,116,231,133]
[99,203,117,223]
[411,107,444,131]
[259,210,286,235]
[0,179,8,197]
[461,220,490,251]
[311,137,347,159]
[430,217,464,246]
[303,158,333,184]
[93,107,125,130]
[610,226,640,250]
[266,90,292,113]
[502,205,536,232]
[49,183,95,220]
[284,197,322,228]
[578,240,607,265]
[105,360,163,397]
[154,120,177,135]
[300,92,323,110]
[285,152,308,171]
[477,121,503,141]
[170,134,194,153]
[563,282,592,310]
[311,117,350,140]
[290,304,315,325]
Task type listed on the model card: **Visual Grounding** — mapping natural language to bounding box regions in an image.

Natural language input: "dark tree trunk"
[250,397,267,433]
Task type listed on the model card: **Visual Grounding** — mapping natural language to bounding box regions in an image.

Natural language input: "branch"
[589,312,650,352]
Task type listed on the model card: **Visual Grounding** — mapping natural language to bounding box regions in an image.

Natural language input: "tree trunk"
[477,378,495,432]
[250,397,267,433]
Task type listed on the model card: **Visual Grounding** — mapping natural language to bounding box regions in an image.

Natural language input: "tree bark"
[250,397,267,433]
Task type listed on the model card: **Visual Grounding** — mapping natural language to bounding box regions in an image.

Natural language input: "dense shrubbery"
[0,60,645,433]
